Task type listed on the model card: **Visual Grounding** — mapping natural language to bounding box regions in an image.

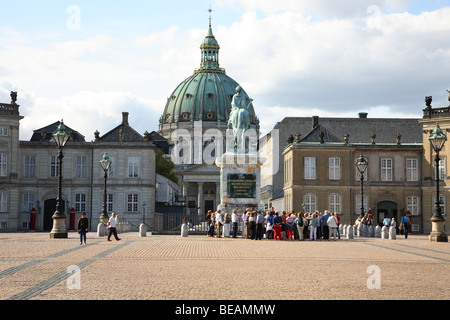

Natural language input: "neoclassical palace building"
[276,94,450,235]
[0,96,156,232]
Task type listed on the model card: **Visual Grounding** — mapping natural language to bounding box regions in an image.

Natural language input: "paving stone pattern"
[0,233,449,300]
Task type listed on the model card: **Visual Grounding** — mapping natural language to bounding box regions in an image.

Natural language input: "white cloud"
[1,4,450,140]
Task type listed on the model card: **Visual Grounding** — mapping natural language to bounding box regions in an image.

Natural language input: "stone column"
[198,182,203,217]
[215,182,221,211]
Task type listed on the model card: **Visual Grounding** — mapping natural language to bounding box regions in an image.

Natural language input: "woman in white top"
[327,213,339,240]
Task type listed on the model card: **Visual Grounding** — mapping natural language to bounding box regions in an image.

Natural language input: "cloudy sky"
[1,0,450,140]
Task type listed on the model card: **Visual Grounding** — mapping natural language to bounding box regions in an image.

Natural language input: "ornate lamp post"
[428,123,448,242]
[50,120,71,239]
[356,154,369,222]
[98,152,112,237]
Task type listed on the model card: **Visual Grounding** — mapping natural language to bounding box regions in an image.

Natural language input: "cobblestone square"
[0,232,449,301]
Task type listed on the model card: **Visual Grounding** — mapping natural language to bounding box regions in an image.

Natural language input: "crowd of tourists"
[205,208,342,241]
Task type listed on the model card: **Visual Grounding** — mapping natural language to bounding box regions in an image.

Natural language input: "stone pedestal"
[139,223,147,237]
[181,223,189,237]
[346,225,354,239]
[389,226,396,240]
[97,223,107,237]
[49,216,68,239]
[215,152,264,214]
[429,215,448,242]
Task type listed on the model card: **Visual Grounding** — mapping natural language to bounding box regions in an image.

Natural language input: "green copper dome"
[161,25,257,125]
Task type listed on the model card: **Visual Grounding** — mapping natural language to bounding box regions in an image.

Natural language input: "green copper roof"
[161,24,256,125]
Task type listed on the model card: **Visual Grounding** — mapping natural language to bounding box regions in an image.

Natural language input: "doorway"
[44,199,65,231]
[377,201,397,226]
[205,200,214,214]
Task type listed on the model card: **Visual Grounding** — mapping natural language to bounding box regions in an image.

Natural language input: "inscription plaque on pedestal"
[227,173,256,198]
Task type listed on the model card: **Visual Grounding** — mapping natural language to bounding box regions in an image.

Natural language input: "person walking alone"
[107,212,121,241]
[77,212,89,245]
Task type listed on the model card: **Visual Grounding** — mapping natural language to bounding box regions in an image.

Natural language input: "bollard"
[97,223,107,237]
[375,226,381,238]
[389,226,396,240]
[339,224,344,236]
[347,225,354,239]
[381,226,388,239]
[139,223,147,237]
[181,223,188,237]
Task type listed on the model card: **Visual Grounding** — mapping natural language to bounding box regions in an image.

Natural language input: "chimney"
[122,112,129,125]
[312,116,319,129]
[359,112,368,119]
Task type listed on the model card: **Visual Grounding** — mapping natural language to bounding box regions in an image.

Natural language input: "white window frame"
[406,196,420,216]
[381,158,393,182]
[0,153,7,177]
[50,156,59,178]
[76,156,87,179]
[128,157,140,178]
[0,192,7,212]
[127,194,139,212]
[329,157,341,180]
[329,194,342,214]
[304,193,317,213]
[437,157,446,181]
[107,194,114,212]
[304,157,316,180]
[75,194,86,212]
[0,127,8,136]
[23,193,35,212]
[406,159,418,182]
[24,155,36,178]
[355,194,368,215]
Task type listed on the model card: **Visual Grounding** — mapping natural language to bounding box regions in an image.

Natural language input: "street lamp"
[50,120,71,239]
[428,122,448,242]
[356,154,369,221]
[99,152,112,224]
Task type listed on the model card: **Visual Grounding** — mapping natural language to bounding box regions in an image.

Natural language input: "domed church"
[158,20,260,216]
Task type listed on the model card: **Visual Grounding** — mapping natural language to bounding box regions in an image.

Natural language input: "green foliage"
[155,149,178,184]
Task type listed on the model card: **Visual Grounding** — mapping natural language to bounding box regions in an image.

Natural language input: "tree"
[155,148,178,184]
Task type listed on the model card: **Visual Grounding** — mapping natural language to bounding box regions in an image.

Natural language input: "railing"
[0,103,20,116]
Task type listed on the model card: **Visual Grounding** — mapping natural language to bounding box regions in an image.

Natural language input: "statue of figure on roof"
[10,91,17,104]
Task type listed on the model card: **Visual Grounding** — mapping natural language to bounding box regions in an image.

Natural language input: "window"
[0,127,8,136]
[329,158,341,180]
[23,193,34,212]
[381,158,393,181]
[355,195,368,215]
[406,196,420,216]
[432,194,446,216]
[329,194,342,214]
[0,192,7,212]
[107,194,114,212]
[24,155,36,178]
[75,194,86,212]
[50,156,59,178]
[304,157,316,180]
[0,221,7,230]
[436,157,446,181]
[127,194,139,212]
[128,157,140,178]
[0,153,7,177]
[406,159,418,182]
[304,193,317,213]
[76,156,87,178]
